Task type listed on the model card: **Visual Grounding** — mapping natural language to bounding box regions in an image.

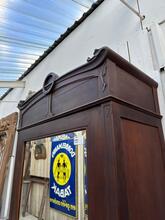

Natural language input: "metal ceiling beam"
[0,36,49,48]
[0,76,24,80]
[0,15,64,35]
[0,44,43,52]
[0,57,34,64]
[0,56,34,62]
[0,81,25,88]
[0,78,18,80]
[0,26,57,42]
[0,50,40,57]
[0,17,62,33]
[0,67,27,71]
[0,28,55,44]
[21,0,76,21]
[0,3,68,28]
[0,41,47,51]
[0,74,24,78]
[0,70,23,73]
[0,72,22,75]
[0,61,31,66]
[0,78,18,81]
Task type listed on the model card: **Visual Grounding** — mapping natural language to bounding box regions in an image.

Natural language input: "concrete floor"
[20,214,37,220]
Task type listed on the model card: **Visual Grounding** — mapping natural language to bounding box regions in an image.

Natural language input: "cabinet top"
[18,47,159,129]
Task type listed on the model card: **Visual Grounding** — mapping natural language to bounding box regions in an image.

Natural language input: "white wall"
[0,0,165,133]
[139,0,165,26]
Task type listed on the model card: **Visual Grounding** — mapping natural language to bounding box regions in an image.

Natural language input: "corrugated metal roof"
[0,0,104,99]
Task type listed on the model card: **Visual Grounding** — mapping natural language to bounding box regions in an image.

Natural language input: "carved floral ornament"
[0,120,10,132]
[0,119,12,167]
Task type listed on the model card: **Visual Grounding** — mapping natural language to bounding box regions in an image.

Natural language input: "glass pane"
[19,130,87,220]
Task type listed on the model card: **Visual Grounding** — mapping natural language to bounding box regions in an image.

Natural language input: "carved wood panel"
[0,112,18,198]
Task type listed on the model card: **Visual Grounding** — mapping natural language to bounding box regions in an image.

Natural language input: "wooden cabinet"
[10,47,165,220]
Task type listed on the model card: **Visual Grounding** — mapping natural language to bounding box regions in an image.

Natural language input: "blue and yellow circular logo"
[53,153,71,186]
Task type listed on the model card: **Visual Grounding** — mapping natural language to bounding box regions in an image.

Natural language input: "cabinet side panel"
[114,65,156,112]
[121,119,165,220]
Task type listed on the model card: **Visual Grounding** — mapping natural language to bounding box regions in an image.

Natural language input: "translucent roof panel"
[0,0,99,98]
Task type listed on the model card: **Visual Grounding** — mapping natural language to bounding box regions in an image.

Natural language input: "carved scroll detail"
[100,64,107,92]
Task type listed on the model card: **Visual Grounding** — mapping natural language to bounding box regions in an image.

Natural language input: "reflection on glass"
[19,130,87,220]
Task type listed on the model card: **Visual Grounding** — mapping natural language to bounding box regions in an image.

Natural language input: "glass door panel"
[19,130,87,220]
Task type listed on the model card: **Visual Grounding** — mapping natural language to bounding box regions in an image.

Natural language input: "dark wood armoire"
[10,47,165,220]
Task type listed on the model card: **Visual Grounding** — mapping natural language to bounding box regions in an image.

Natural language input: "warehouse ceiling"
[0,0,98,98]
